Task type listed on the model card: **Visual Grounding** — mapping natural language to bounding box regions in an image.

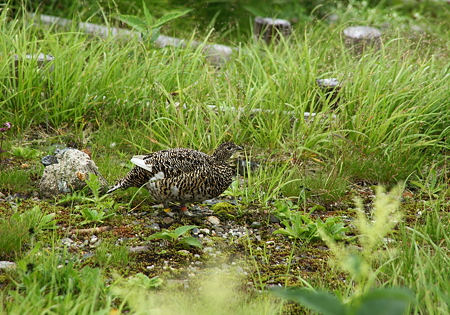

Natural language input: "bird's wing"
[130,149,212,179]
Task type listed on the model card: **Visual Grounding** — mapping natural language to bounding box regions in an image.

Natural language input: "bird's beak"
[237,146,244,151]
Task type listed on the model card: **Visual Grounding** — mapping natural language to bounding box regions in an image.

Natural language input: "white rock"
[0,261,16,269]
[39,149,107,198]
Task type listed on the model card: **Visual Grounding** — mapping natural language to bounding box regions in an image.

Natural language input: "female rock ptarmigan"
[107,142,243,212]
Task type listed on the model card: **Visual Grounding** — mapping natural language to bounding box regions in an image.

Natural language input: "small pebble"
[61,238,74,246]
[163,217,174,224]
[251,221,261,228]
[147,223,160,231]
[207,216,220,226]
[199,228,210,235]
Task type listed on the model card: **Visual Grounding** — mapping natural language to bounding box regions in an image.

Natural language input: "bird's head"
[212,142,243,161]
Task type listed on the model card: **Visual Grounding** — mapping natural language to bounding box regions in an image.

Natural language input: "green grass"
[1,1,450,314]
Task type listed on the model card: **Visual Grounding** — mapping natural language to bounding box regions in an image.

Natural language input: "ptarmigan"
[107,142,243,212]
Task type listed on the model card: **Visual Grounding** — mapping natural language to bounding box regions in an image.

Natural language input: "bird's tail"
[106,182,123,194]
[106,166,153,194]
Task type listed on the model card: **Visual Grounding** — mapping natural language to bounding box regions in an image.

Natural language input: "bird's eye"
[227,146,232,150]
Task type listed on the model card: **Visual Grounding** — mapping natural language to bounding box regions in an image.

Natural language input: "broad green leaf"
[116,15,147,33]
[153,9,193,29]
[272,228,295,237]
[272,287,347,315]
[355,288,414,315]
[174,225,197,236]
[181,236,203,248]
[148,232,177,241]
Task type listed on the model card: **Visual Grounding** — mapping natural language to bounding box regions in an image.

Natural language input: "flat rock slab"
[39,148,107,198]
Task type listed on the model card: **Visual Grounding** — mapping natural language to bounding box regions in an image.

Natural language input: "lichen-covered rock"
[39,148,107,198]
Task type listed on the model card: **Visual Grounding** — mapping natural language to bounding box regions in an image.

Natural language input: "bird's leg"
[180,203,188,212]
[163,201,171,213]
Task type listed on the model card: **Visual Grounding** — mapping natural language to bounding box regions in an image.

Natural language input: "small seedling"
[117,1,192,43]
[148,225,202,248]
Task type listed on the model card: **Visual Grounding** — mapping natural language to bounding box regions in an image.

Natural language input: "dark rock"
[250,221,262,228]
[41,155,58,166]
[269,214,281,223]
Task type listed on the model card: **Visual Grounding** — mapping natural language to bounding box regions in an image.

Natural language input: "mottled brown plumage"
[107,142,242,211]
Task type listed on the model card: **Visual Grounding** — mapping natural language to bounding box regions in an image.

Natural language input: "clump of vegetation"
[273,212,348,242]
[57,174,116,225]
[0,205,56,258]
[211,201,237,220]
[274,186,415,314]
[148,225,202,249]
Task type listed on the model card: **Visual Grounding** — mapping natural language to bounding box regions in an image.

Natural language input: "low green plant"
[4,246,111,314]
[94,241,130,268]
[0,218,30,258]
[320,185,406,295]
[410,166,447,199]
[0,169,35,193]
[57,173,116,224]
[112,272,280,315]
[0,205,56,257]
[148,225,202,248]
[273,185,414,314]
[120,273,163,290]
[10,146,41,159]
[78,206,114,225]
[273,212,348,242]
[13,205,57,233]
[58,173,109,205]
[272,199,300,221]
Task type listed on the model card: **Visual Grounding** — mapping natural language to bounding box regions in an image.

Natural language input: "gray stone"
[39,148,107,198]
[250,221,262,228]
